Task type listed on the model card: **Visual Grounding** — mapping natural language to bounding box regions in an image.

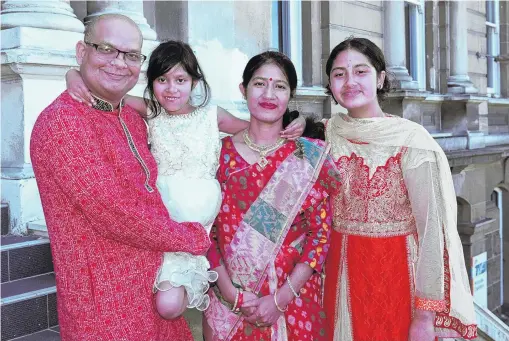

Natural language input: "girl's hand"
[408,310,436,341]
[66,69,95,107]
[281,115,306,140]
[242,294,284,328]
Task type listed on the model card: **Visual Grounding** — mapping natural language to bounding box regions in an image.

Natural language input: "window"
[486,0,500,96]
[405,0,426,91]
[272,0,303,86]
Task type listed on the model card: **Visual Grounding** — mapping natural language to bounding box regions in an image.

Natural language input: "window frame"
[405,0,426,91]
[272,0,303,87]
[486,0,500,97]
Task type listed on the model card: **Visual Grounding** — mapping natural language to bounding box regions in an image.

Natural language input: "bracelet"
[287,276,300,298]
[273,288,288,313]
[235,290,244,313]
[231,288,240,312]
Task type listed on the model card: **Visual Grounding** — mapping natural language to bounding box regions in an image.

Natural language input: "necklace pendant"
[258,156,269,169]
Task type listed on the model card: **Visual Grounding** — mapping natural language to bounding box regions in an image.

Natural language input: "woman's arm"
[217,106,307,139]
[403,149,446,310]
[244,194,332,326]
[217,106,249,135]
[403,149,443,341]
[208,224,259,318]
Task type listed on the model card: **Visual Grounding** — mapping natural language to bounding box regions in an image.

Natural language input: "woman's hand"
[408,310,436,341]
[239,291,259,318]
[281,115,306,140]
[242,294,284,328]
[66,69,95,106]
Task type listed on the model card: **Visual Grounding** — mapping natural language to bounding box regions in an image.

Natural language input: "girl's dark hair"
[325,37,391,104]
[144,40,211,118]
[242,51,325,140]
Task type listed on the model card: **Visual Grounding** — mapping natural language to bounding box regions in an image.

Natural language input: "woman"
[204,51,336,341]
[322,37,477,341]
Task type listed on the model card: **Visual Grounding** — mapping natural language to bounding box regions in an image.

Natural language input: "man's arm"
[30,107,209,254]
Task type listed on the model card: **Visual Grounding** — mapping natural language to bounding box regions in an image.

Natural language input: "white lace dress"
[149,105,221,311]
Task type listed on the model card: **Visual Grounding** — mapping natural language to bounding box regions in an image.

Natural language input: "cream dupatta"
[326,114,477,339]
[205,138,331,341]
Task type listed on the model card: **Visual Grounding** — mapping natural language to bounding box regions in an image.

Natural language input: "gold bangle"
[231,288,240,312]
[273,288,288,313]
[287,276,301,298]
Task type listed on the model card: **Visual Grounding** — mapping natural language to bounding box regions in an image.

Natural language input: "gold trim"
[334,220,416,237]
[91,94,125,112]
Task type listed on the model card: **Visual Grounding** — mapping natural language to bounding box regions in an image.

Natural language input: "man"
[30,14,210,341]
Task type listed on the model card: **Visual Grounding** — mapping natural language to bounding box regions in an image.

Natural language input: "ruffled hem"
[154,252,218,311]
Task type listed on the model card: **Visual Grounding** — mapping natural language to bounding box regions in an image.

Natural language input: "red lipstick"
[259,102,277,110]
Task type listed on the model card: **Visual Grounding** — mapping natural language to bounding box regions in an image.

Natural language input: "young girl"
[66,41,306,319]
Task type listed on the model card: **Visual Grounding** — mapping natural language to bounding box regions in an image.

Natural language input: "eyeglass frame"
[84,41,147,65]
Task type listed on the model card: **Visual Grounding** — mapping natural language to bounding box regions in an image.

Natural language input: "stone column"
[1,1,84,234]
[85,1,158,42]
[1,0,84,32]
[384,0,418,90]
[447,0,477,94]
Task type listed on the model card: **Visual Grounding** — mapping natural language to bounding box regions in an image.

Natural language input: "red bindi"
[269,78,273,81]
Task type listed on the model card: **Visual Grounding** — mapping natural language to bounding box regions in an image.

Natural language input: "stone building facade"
[1,0,509,338]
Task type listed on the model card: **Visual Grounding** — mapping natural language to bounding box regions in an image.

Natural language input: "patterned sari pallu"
[205,139,330,341]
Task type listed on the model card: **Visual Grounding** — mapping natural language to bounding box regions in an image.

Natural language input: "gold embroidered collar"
[91,94,125,112]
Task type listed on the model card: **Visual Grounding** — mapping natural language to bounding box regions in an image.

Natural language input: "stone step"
[1,235,53,283]
[27,220,48,238]
[474,301,509,341]
[8,327,60,341]
[1,204,9,235]
[1,273,58,341]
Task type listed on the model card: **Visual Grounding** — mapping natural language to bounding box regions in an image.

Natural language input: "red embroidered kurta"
[206,137,334,341]
[30,91,210,341]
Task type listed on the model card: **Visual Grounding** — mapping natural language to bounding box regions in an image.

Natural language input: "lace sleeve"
[403,148,446,311]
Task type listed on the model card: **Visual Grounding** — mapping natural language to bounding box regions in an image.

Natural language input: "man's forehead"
[92,18,142,48]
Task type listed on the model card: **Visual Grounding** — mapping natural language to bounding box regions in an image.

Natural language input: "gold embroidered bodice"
[326,117,416,237]
[149,105,221,179]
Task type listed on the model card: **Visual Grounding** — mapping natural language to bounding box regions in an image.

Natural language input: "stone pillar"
[447,0,477,94]
[384,0,418,90]
[1,1,84,234]
[425,0,440,92]
[85,1,157,42]
[1,0,84,32]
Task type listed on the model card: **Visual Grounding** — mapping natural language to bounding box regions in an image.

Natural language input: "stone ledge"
[474,301,509,341]
[458,217,496,236]
[446,145,509,167]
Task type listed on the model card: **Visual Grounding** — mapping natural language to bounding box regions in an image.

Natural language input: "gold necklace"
[242,129,286,169]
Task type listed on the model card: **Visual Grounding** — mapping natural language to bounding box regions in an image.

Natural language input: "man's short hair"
[84,14,142,43]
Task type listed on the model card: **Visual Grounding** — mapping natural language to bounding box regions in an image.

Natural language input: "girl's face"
[240,63,291,125]
[328,49,385,112]
[153,64,195,115]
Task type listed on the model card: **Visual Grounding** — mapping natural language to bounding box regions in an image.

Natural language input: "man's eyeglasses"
[84,42,147,65]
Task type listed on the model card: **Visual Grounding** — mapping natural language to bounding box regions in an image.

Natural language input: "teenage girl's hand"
[280,115,306,140]
[408,310,436,341]
[66,69,96,107]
